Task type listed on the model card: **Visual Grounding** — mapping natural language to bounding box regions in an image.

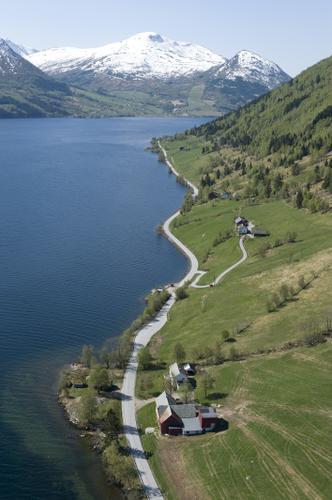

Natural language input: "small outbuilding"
[238,226,249,235]
[253,229,270,237]
[183,363,196,376]
[235,216,249,226]
[169,362,196,389]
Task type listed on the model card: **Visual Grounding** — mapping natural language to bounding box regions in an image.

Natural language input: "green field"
[153,199,332,360]
[136,193,332,498]
[176,345,332,499]
[137,344,332,500]
[135,56,332,499]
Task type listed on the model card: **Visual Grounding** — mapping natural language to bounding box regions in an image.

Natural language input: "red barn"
[156,391,219,435]
[156,392,183,435]
[198,406,218,431]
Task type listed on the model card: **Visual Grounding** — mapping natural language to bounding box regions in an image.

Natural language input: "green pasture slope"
[181,344,332,500]
[136,55,332,499]
[137,196,332,499]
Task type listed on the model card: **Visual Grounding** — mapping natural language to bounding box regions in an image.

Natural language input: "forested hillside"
[160,56,332,213]
[189,55,332,159]
[139,56,332,499]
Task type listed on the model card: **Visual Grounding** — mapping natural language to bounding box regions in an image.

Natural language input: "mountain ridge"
[1,33,291,117]
[27,32,227,79]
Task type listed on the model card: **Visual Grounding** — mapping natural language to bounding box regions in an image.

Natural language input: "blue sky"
[2,0,331,76]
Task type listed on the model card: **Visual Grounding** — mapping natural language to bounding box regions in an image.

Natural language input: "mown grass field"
[142,64,332,497]
[177,344,332,500]
[154,199,332,361]
[138,345,332,500]
[136,193,332,498]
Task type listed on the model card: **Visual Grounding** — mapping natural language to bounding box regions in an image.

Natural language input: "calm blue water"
[0,117,207,499]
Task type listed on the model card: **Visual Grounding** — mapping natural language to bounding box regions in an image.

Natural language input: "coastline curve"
[121,141,250,498]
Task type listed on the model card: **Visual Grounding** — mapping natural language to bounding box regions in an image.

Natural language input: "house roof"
[155,391,176,409]
[182,417,202,433]
[171,404,197,419]
[175,372,187,383]
[183,363,195,372]
[235,216,243,224]
[169,362,181,377]
[199,406,218,418]
[159,406,182,425]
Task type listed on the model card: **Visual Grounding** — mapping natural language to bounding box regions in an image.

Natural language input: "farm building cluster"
[167,362,196,390]
[155,391,218,436]
[235,216,269,237]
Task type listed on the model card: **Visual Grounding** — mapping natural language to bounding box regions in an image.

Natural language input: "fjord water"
[0,117,206,499]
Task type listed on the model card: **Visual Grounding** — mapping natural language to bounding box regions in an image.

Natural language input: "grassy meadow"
[136,194,332,498]
[137,57,332,498]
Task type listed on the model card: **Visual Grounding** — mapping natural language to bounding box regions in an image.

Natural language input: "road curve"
[121,142,249,498]
[191,235,249,288]
[158,141,198,197]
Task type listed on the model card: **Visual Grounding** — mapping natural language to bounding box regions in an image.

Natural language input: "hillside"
[178,55,332,159]
[0,39,163,118]
[159,55,332,210]
[0,38,72,117]
[135,56,332,499]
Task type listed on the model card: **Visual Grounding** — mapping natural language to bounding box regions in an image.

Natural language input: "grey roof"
[175,373,187,382]
[169,362,181,377]
[171,404,197,419]
[199,406,217,417]
[182,417,202,433]
[183,363,195,373]
[155,391,176,409]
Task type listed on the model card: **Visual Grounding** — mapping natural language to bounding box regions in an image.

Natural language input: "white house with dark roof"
[169,362,196,390]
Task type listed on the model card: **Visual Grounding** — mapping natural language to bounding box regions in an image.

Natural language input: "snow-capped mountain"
[4,38,37,57]
[1,33,291,117]
[28,32,226,79]
[211,50,289,89]
[0,38,38,75]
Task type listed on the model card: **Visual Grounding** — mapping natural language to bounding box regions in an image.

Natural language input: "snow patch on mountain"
[5,39,37,57]
[0,39,25,74]
[214,50,289,89]
[28,32,226,79]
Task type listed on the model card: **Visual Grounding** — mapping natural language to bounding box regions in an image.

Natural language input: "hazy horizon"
[2,0,332,76]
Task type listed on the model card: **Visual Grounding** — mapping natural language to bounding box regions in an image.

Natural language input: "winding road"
[121,142,250,498]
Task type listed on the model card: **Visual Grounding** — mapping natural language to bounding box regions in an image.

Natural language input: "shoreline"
[57,140,201,500]
[121,142,201,499]
[58,140,250,498]
[121,141,253,498]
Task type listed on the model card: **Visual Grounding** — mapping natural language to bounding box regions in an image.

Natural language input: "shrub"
[103,441,141,492]
[303,332,326,347]
[221,330,230,342]
[273,239,283,248]
[257,242,271,258]
[286,231,297,243]
[138,346,153,370]
[229,346,240,361]
[266,298,276,312]
[175,286,188,300]
[279,284,291,303]
[89,365,111,391]
[79,392,97,426]
[174,342,186,363]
